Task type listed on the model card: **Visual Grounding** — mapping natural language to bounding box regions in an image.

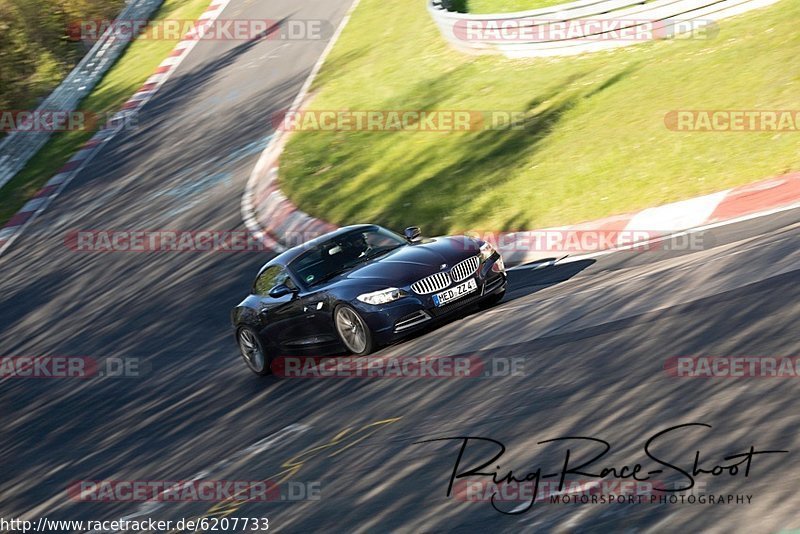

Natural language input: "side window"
[254,266,284,296]
[284,275,297,290]
[254,266,296,296]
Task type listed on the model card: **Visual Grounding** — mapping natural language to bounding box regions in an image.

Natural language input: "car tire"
[479,289,506,309]
[237,326,272,375]
[334,304,374,356]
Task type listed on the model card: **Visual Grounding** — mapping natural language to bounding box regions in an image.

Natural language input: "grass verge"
[279,0,799,235]
[0,0,210,226]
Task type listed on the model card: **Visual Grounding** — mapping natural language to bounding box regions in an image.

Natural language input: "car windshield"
[290,228,406,287]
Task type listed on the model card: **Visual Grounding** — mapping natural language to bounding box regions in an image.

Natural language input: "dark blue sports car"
[232,224,507,375]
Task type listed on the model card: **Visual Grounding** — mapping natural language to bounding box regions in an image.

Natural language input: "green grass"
[0,0,210,226]
[466,0,573,13]
[279,0,800,235]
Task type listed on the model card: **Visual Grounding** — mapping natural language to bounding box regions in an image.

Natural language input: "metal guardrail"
[0,0,164,191]
[428,0,781,58]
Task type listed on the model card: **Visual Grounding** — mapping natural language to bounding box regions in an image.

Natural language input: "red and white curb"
[500,172,800,265]
[234,0,797,264]
[245,154,800,265]
[0,0,231,259]
[241,0,362,253]
[245,161,338,253]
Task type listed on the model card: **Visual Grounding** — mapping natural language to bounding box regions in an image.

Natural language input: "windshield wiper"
[312,265,356,285]
[364,246,401,261]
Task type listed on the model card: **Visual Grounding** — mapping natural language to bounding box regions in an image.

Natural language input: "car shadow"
[370,258,597,350]
[256,259,596,366]
[505,258,596,301]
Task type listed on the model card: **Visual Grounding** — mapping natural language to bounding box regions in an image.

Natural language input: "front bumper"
[354,256,507,345]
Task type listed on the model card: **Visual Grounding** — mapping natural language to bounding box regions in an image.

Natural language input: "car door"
[293,287,337,346]
[253,266,306,349]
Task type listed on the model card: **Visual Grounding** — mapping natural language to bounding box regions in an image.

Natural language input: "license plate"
[432,278,477,307]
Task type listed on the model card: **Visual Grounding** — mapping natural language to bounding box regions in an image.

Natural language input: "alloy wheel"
[239,328,266,372]
[335,307,367,354]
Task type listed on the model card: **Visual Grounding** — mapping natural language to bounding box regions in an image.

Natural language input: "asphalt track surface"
[1,0,799,532]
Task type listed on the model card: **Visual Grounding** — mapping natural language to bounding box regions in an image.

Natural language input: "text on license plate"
[432,278,477,307]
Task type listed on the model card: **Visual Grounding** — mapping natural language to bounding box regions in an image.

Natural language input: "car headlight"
[357,288,404,305]
[479,241,496,260]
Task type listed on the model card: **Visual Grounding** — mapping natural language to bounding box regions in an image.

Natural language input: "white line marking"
[507,200,800,270]
[559,201,800,264]
[0,0,233,259]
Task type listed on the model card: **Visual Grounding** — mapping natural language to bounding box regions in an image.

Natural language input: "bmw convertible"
[232,224,507,375]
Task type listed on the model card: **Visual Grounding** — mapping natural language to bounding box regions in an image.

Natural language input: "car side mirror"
[404,226,421,242]
[268,284,296,299]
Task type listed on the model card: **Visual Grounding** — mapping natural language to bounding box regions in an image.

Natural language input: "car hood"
[334,236,480,288]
